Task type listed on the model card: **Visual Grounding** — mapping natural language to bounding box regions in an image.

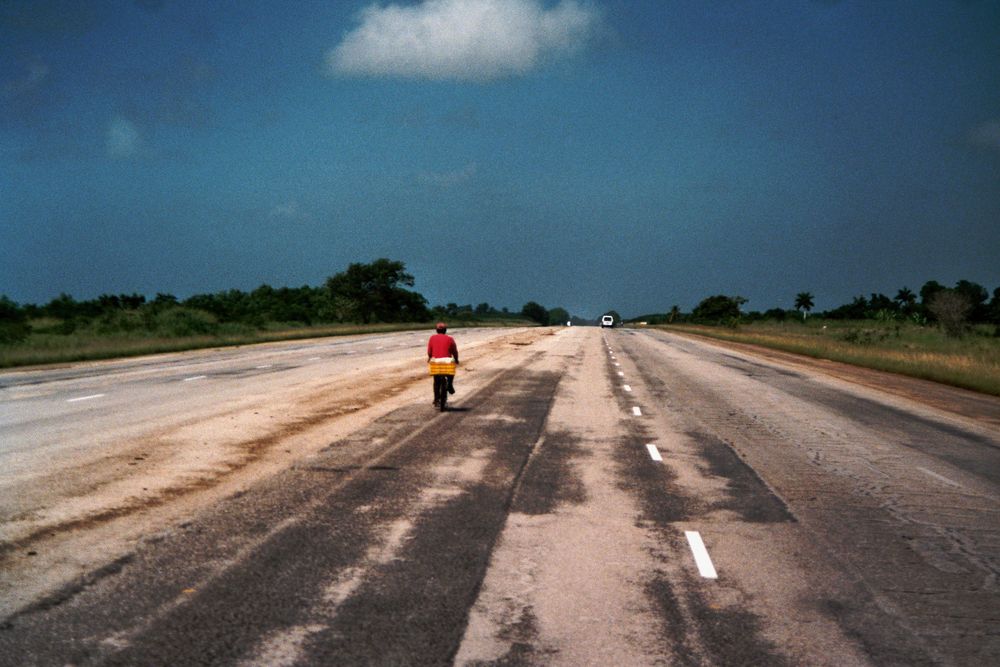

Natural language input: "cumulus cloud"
[328,0,601,81]
[268,201,313,222]
[970,119,1000,152]
[417,163,478,187]
[106,115,141,158]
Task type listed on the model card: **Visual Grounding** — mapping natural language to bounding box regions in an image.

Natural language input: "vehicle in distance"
[601,315,615,328]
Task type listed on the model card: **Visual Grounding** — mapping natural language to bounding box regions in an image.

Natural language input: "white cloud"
[970,119,1000,151]
[328,0,601,81]
[269,201,313,221]
[417,162,478,187]
[106,115,140,158]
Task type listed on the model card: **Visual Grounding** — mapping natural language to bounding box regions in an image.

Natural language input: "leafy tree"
[325,259,428,324]
[521,301,549,325]
[691,295,747,325]
[0,295,29,344]
[547,306,570,326]
[794,292,814,321]
[668,305,681,323]
[928,290,971,337]
[954,280,989,323]
[825,295,869,320]
[919,281,946,309]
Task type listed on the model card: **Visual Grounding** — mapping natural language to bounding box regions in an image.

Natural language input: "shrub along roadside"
[658,321,1000,397]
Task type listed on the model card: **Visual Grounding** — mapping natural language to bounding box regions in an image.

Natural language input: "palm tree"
[894,287,916,315]
[794,292,814,321]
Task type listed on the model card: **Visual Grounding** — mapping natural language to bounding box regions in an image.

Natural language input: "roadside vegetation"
[631,280,1000,397]
[0,259,573,369]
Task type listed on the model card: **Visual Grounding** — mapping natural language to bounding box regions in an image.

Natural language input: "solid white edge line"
[67,393,106,403]
[632,406,642,416]
[646,444,663,462]
[685,531,718,579]
[183,375,207,382]
[916,466,961,488]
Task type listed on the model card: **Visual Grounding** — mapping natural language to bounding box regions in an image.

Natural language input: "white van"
[600,315,614,328]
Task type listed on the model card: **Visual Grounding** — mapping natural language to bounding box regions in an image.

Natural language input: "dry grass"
[0,320,532,369]
[659,321,1000,397]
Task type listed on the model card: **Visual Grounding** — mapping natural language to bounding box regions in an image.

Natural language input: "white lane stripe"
[67,393,105,403]
[256,364,272,369]
[617,371,625,377]
[623,384,632,392]
[632,406,642,416]
[685,531,718,579]
[614,362,621,367]
[916,466,961,488]
[646,444,663,462]
[183,375,207,382]
[308,357,321,361]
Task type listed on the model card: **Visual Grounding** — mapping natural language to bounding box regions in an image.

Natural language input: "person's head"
[435,322,447,333]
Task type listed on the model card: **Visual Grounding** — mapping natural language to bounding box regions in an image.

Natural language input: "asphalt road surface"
[1,326,998,665]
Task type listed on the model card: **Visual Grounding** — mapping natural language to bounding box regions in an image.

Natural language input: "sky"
[3,0,999,318]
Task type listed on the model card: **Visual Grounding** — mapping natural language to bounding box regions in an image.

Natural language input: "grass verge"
[0,320,533,369]
[657,321,1000,397]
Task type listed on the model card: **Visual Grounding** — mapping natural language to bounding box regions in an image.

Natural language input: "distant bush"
[151,307,218,337]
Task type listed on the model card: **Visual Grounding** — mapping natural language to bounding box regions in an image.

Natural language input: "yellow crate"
[429,362,456,376]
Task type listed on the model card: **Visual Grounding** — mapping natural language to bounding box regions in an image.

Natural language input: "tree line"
[637,279,1000,337]
[0,259,572,344]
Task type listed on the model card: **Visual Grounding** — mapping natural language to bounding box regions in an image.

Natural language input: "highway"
[1,326,998,665]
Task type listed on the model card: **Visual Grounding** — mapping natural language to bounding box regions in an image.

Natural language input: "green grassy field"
[657,320,1000,397]
[0,319,533,369]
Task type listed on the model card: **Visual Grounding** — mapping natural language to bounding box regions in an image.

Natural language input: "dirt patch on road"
[0,328,551,618]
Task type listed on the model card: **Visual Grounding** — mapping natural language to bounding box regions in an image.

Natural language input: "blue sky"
[3,0,999,318]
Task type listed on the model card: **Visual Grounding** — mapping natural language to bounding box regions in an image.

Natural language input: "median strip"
[685,531,718,579]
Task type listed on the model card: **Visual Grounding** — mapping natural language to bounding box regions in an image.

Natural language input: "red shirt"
[427,333,458,362]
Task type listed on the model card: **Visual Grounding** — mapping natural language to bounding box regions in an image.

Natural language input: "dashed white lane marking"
[623,384,632,392]
[376,346,384,350]
[917,466,961,488]
[685,531,718,579]
[614,362,621,367]
[646,444,663,462]
[183,375,207,382]
[617,371,625,377]
[67,393,105,403]
[255,364,273,369]
[308,357,321,361]
[632,406,642,416]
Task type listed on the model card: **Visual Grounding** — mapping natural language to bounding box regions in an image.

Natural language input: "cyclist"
[427,322,458,408]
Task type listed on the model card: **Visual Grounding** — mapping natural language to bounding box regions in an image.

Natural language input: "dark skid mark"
[688,431,794,523]
[465,605,550,666]
[645,578,700,666]
[619,423,698,524]
[513,429,588,515]
[684,589,791,667]
[3,554,135,626]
